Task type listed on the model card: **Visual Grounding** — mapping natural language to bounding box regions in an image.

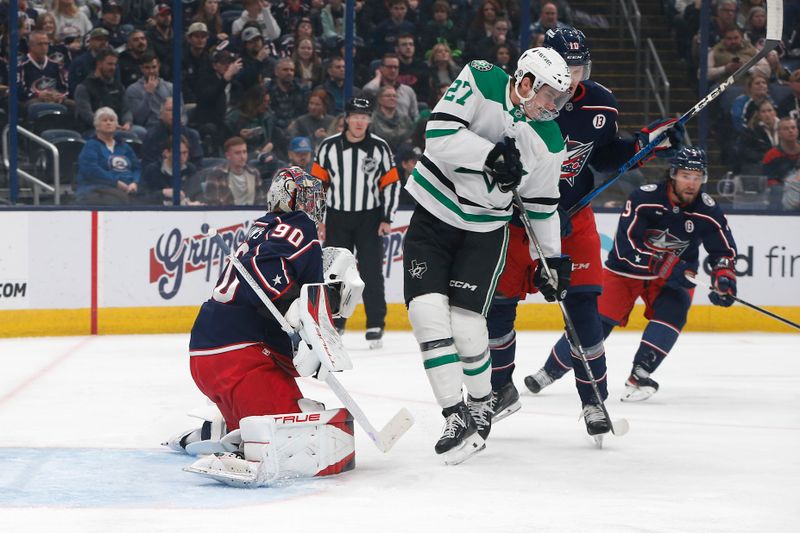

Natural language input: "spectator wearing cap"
[183,23,213,104]
[147,3,174,79]
[777,70,800,127]
[372,0,415,59]
[267,57,308,130]
[75,48,138,134]
[191,48,244,152]
[370,85,414,150]
[236,26,275,95]
[311,97,399,342]
[363,52,419,121]
[98,0,127,48]
[232,0,281,42]
[125,53,179,129]
[52,0,93,42]
[286,136,314,172]
[141,98,204,168]
[67,27,110,97]
[75,107,142,205]
[225,84,277,160]
[119,30,150,87]
[287,89,335,150]
[193,0,228,47]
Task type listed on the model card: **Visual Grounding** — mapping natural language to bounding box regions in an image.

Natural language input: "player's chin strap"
[511,190,630,437]
[207,230,413,453]
[567,0,784,218]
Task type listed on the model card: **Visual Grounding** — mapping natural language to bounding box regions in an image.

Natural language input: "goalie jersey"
[407,60,565,255]
[605,182,737,279]
[189,211,323,360]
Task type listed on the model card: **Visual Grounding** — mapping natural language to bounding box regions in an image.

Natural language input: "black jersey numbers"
[444,80,473,106]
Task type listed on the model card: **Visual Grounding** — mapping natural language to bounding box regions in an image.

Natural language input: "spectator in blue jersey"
[17,31,72,109]
[76,107,142,205]
[371,0,415,59]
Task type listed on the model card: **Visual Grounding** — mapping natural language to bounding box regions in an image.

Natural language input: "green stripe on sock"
[462,357,492,376]
[423,353,460,369]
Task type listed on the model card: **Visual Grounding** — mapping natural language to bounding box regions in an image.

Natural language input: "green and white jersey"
[406,60,565,256]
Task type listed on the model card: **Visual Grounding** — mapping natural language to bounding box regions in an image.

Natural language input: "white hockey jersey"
[406,60,565,256]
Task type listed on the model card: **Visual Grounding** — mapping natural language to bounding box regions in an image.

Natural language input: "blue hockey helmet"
[544,27,591,81]
[669,146,707,183]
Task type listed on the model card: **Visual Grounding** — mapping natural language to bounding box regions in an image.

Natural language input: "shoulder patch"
[640,184,658,192]
[470,59,493,71]
[702,192,715,206]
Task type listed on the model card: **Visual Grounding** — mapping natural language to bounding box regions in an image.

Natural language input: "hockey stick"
[693,277,800,330]
[512,191,629,437]
[208,230,414,453]
[567,0,784,218]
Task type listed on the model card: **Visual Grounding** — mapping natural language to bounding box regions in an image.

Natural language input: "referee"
[312,97,400,348]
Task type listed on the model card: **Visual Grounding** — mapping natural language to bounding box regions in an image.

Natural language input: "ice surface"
[0,331,798,533]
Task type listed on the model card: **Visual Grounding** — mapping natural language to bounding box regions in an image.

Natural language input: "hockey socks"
[489,329,516,390]
[571,338,608,405]
[632,319,681,374]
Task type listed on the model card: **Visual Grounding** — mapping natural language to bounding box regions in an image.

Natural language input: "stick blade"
[376,408,415,453]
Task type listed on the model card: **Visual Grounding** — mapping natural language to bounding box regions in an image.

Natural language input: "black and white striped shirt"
[311,132,400,222]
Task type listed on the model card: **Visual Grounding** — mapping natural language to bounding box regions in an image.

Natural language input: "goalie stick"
[567,0,784,218]
[512,191,630,444]
[208,230,414,453]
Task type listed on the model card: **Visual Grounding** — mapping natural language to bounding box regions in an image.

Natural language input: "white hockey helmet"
[267,166,326,224]
[513,47,571,121]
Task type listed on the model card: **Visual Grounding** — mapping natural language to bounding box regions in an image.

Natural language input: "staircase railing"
[2,125,61,206]
[614,0,642,98]
[643,37,670,122]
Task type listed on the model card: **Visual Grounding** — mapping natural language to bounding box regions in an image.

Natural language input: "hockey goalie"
[164,167,365,487]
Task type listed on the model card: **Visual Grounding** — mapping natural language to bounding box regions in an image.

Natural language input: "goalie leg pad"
[409,293,463,408]
[451,306,492,400]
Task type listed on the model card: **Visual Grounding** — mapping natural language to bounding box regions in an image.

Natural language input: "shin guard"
[452,306,492,400]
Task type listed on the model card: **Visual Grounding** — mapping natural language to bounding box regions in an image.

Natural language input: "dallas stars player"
[403,48,572,464]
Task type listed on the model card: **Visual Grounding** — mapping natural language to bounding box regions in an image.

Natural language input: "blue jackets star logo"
[560,136,594,186]
[644,229,689,256]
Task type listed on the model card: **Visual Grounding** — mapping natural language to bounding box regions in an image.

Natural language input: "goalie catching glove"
[533,256,572,302]
[709,258,736,307]
[635,118,686,164]
[484,136,523,193]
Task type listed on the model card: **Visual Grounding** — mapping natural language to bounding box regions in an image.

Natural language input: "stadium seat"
[35,129,86,194]
[24,103,73,135]
[115,130,143,157]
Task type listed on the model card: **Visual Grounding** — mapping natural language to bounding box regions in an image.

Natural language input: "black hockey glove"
[484,137,523,193]
[557,206,572,238]
[709,258,737,307]
[533,256,572,302]
[651,252,696,290]
[634,119,686,163]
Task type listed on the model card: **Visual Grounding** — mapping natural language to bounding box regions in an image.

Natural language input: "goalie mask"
[267,166,326,224]
[514,47,571,122]
[322,247,364,318]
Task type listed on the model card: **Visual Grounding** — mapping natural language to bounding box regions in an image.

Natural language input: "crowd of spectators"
[666,0,800,209]
[2,0,582,206]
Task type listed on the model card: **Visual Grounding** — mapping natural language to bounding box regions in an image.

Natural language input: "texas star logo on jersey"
[644,228,690,256]
[560,136,594,186]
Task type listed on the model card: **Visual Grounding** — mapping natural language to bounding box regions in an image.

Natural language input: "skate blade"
[183,464,259,488]
[368,339,383,349]
[442,433,486,465]
[590,433,605,449]
[620,385,656,402]
[491,401,521,423]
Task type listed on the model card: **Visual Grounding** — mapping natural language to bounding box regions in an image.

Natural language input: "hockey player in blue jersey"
[487,28,686,436]
[168,166,367,485]
[598,147,738,401]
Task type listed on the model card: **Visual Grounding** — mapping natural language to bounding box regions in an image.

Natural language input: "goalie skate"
[621,365,659,402]
[435,402,485,465]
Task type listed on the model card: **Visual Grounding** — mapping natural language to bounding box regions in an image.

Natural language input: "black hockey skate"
[581,403,611,448]
[621,365,659,402]
[467,393,493,440]
[435,402,485,465]
[365,327,383,349]
[490,382,521,423]
[524,367,557,394]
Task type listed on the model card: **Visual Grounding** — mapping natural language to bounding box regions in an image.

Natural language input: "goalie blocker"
[186,408,355,488]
